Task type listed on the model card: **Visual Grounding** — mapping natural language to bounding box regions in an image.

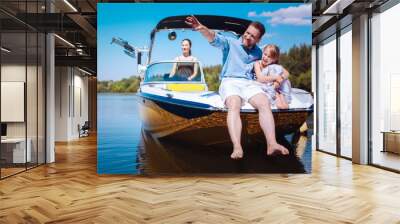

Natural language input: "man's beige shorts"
[219,78,264,105]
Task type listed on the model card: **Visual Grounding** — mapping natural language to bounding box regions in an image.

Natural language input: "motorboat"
[129,15,313,146]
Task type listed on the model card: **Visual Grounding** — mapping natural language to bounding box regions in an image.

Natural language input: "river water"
[97,93,312,174]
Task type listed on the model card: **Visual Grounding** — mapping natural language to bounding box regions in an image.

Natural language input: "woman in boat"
[169,39,199,81]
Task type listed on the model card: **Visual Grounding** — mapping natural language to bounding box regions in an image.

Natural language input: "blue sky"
[98,3,311,81]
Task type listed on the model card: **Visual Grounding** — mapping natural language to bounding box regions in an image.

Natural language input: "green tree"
[97,76,142,93]
[98,44,312,93]
[280,44,312,92]
[203,64,221,91]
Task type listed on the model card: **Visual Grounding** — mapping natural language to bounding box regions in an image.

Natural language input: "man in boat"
[185,16,289,159]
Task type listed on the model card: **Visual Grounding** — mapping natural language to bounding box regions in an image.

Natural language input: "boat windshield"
[144,61,202,83]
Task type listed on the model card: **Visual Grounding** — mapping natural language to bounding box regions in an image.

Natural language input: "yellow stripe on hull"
[166,83,206,92]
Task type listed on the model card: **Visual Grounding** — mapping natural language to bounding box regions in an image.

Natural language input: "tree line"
[98,44,311,93]
[97,76,141,93]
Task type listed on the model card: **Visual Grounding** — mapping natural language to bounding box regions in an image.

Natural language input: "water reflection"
[139,129,311,174]
[97,93,142,174]
[97,94,312,175]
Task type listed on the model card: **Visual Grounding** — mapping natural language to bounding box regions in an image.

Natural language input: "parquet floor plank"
[1,135,399,223]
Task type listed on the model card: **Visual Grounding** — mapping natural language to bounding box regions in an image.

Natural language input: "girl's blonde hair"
[263,44,280,64]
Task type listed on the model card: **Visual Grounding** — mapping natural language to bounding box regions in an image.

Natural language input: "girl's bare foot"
[267,143,289,156]
[231,146,244,159]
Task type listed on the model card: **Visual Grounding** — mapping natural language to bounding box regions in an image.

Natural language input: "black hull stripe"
[138,92,216,111]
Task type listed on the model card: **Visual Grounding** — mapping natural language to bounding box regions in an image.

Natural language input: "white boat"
[131,15,313,146]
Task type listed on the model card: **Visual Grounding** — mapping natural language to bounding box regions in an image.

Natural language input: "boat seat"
[166,83,206,92]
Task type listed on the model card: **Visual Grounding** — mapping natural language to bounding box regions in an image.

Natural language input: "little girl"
[254,44,291,109]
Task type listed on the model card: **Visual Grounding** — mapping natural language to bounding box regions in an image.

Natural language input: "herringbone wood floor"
[1,135,400,223]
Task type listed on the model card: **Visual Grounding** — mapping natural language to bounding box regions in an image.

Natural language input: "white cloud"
[248,11,257,17]
[249,4,311,26]
[263,32,275,38]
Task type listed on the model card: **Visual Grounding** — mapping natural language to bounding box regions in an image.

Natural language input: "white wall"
[1,82,24,122]
[1,65,25,140]
[72,73,89,138]
[1,65,28,139]
[55,67,89,141]
[55,66,70,141]
[1,65,26,81]
[1,63,46,164]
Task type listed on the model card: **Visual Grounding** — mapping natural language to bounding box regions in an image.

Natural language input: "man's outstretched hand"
[185,16,202,30]
[185,15,214,42]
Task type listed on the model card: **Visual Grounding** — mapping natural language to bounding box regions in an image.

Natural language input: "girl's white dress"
[258,63,292,104]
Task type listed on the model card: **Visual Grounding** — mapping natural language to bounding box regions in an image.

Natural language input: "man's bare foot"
[231,146,243,159]
[267,143,289,156]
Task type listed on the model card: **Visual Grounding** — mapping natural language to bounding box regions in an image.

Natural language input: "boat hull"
[137,93,312,146]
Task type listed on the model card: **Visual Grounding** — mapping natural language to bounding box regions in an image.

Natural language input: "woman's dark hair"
[182,38,192,56]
